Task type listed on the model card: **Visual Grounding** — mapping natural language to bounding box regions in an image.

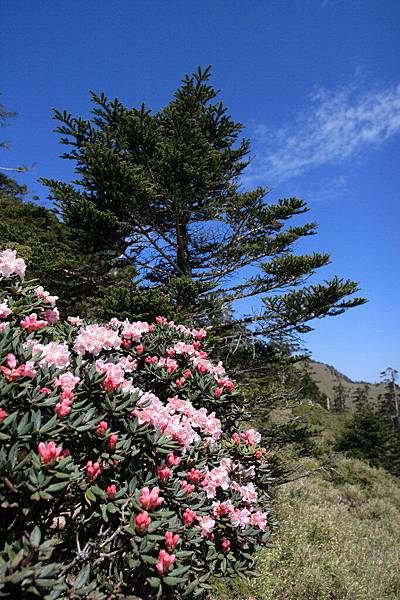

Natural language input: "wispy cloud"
[248,81,400,184]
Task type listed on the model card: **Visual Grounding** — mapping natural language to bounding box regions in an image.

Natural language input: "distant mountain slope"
[299,359,386,412]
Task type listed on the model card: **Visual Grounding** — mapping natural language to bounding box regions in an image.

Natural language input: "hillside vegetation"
[301,360,386,411]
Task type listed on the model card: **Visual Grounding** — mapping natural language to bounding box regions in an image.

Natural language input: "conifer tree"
[332,380,348,412]
[43,67,365,344]
[379,367,399,431]
[352,384,370,413]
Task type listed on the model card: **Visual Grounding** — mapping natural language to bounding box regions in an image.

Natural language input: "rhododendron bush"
[0,250,272,599]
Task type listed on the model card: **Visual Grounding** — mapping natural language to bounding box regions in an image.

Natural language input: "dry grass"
[213,457,400,600]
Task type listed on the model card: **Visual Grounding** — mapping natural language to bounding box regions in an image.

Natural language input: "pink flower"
[145,355,158,364]
[108,433,118,449]
[155,316,168,325]
[156,549,176,577]
[165,531,180,551]
[232,432,241,444]
[40,387,52,395]
[212,500,235,517]
[0,356,37,382]
[0,249,26,278]
[121,339,131,349]
[74,324,122,355]
[157,465,172,482]
[121,320,150,341]
[53,372,80,392]
[241,429,261,446]
[96,360,125,391]
[107,484,117,497]
[250,510,268,530]
[0,300,12,319]
[194,328,207,340]
[233,482,258,504]
[187,468,202,483]
[55,398,72,418]
[167,452,182,466]
[182,508,197,526]
[135,510,152,533]
[61,389,74,401]
[43,307,60,325]
[38,441,62,465]
[139,486,164,511]
[96,421,109,436]
[35,286,58,307]
[231,508,252,528]
[222,538,231,553]
[214,387,223,398]
[179,480,195,494]
[198,515,215,537]
[86,461,103,481]
[67,316,82,326]
[6,353,16,369]
[202,465,230,498]
[39,342,70,369]
[0,407,8,421]
[20,313,48,332]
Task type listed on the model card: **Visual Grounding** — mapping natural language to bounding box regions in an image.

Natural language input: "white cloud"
[247,81,400,184]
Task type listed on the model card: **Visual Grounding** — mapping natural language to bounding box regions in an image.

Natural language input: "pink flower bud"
[55,398,72,418]
[182,508,197,526]
[96,421,108,436]
[214,387,223,398]
[222,538,231,553]
[165,530,180,551]
[157,465,172,482]
[0,407,8,421]
[135,510,151,533]
[107,484,117,497]
[108,433,119,449]
[139,486,164,511]
[167,452,182,466]
[38,441,62,465]
[136,344,144,354]
[155,316,168,325]
[179,480,195,494]
[6,353,16,369]
[40,387,52,395]
[187,468,202,483]
[156,549,176,576]
[86,461,103,481]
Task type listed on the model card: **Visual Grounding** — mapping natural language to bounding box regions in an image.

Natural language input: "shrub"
[0,249,272,599]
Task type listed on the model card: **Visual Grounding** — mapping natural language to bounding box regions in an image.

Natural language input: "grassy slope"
[214,456,400,600]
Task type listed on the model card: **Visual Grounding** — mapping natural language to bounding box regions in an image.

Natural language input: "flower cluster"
[0,250,272,600]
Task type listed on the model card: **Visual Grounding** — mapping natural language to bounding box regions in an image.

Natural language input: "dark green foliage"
[0,191,92,316]
[379,367,400,430]
[352,384,370,413]
[43,66,365,343]
[336,409,400,476]
[332,380,347,413]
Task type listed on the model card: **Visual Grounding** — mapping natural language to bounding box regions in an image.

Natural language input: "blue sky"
[1,0,399,382]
